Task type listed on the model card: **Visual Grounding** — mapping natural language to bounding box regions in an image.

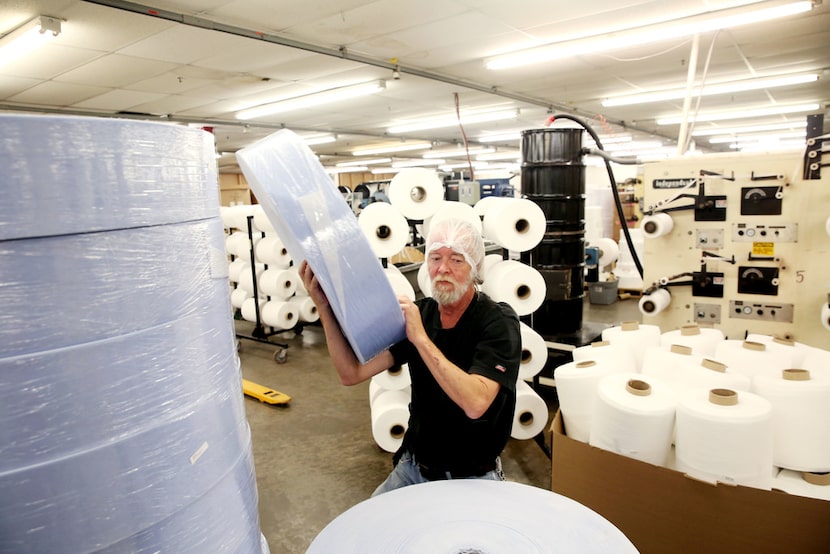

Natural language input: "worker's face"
[427,246,473,305]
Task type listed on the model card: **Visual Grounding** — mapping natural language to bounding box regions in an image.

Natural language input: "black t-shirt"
[389,291,521,472]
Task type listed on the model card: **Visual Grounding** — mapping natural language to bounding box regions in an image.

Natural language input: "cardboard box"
[550,410,830,553]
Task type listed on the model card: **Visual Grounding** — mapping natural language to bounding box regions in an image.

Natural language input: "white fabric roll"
[745,333,810,367]
[511,380,549,440]
[643,353,751,401]
[258,268,297,299]
[773,469,830,501]
[641,212,674,238]
[252,205,275,233]
[416,261,432,297]
[481,198,545,252]
[571,341,637,373]
[230,287,250,309]
[371,364,412,391]
[388,168,444,220]
[518,322,547,381]
[472,195,503,217]
[240,297,266,323]
[601,322,661,370]
[221,204,258,231]
[260,300,298,329]
[481,253,503,280]
[555,359,629,442]
[287,266,308,296]
[225,231,253,258]
[803,347,830,379]
[384,265,416,301]
[254,235,292,268]
[481,260,545,316]
[370,389,411,453]
[589,373,676,467]
[425,200,483,236]
[642,345,704,381]
[228,258,248,283]
[594,237,620,267]
[753,369,830,472]
[237,264,266,294]
[714,340,796,381]
[675,388,774,490]
[660,325,725,357]
[638,287,671,315]
[287,296,319,323]
[358,201,410,258]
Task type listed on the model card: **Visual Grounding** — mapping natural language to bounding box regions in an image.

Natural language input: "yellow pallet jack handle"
[242,378,291,405]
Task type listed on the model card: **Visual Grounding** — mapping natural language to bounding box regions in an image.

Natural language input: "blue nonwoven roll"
[0,114,219,241]
[237,129,405,364]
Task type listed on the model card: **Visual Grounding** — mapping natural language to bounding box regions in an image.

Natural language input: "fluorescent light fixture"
[603,140,664,152]
[0,15,61,68]
[392,159,446,168]
[603,73,819,107]
[691,121,807,137]
[709,131,806,144]
[236,80,385,120]
[323,166,369,174]
[352,142,432,156]
[476,150,521,161]
[733,140,806,152]
[486,1,813,70]
[387,110,519,134]
[336,157,391,167]
[439,161,490,170]
[477,132,522,143]
[302,134,336,146]
[370,167,402,175]
[657,103,820,125]
[422,146,495,159]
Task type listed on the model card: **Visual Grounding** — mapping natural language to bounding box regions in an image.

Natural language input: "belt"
[417,460,497,481]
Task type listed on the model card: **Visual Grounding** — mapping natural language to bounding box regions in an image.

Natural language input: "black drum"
[521,164,584,196]
[532,235,585,268]
[521,128,584,164]
[525,193,585,226]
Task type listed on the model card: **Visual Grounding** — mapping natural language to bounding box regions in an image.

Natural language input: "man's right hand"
[298,260,329,309]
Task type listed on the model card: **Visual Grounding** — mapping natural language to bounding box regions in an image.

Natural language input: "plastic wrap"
[236,129,405,363]
[0,114,266,553]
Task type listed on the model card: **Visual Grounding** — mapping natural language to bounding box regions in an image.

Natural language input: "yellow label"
[752,242,774,257]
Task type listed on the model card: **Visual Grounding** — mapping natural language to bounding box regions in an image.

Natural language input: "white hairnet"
[425,217,485,283]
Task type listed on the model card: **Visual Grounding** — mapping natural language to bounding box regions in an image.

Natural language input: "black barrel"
[521,128,586,336]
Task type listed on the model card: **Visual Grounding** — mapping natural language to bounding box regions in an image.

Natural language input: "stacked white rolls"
[773,470,830,501]
[660,324,725,356]
[481,259,545,316]
[480,197,546,252]
[714,340,796,381]
[571,341,637,373]
[511,380,549,440]
[518,322,547,381]
[675,388,774,490]
[601,321,661,369]
[589,373,676,466]
[555,359,628,442]
[369,365,412,453]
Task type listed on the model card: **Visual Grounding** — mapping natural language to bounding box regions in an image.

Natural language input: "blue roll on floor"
[237,129,405,364]
[0,114,267,553]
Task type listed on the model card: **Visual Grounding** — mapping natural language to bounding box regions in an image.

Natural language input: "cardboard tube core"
[772,335,794,347]
[621,321,640,331]
[701,358,727,373]
[670,344,693,355]
[680,324,701,336]
[626,379,651,396]
[709,388,738,406]
[742,340,765,352]
[576,360,597,368]
[591,340,610,347]
[802,472,830,486]
[782,368,810,381]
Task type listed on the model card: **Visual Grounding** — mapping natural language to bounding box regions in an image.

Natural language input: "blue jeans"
[371,451,504,497]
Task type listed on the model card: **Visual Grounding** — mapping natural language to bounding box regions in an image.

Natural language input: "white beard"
[431,274,471,305]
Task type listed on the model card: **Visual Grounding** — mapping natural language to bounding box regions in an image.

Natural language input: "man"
[299,217,521,496]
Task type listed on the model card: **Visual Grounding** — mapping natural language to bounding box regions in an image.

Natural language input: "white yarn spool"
[258,268,297,299]
[714,340,795,381]
[371,363,412,391]
[370,389,411,453]
[638,288,671,316]
[594,237,620,267]
[481,254,503,281]
[660,324,725,357]
[481,260,545,316]
[228,259,248,283]
[571,341,637,373]
[358,202,410,259]
[240,297,266,323]
[745,333,809,367]
[481,198,545,252]
[287,296,319,323]
[388,168,444,220]
[237,264,266,294]
[511,380,549,440]
[641,212,674,238]
[230,287,250,309]
[675,388,774,490]
[260,300,298,330]
[472,195,503,217]
[518,322,547,381]
[254,235,291,268]
[417,261,432,297]
[773,469,830,501]
[601,322,662,370]
[555,359,628,442]
[425,200,483,237]
[252,205,276,233]
[384,265,416,301]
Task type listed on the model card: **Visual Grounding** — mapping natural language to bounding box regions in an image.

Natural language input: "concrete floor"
[237,296,642,553]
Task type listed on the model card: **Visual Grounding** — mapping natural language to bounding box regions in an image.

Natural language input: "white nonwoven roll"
[228,258,248,283]
[594,237,620,267]
[481,198,545,252]
[745,333,810,367]
[518,322,547,381]
[644,355,751,402]
[370,389,411,453]
[261,300,297,330]
[773,469,830,501]
[589,373,676,467]
[714,340,795,381]
[642,344,704,382]
[803,347,830,379]
[481,260,545,317]
[240,297,266,323]
[225,231,254,258]
[481,254,503,280]
[371,363,412,391]
[638,287,671,315]
[258,268,297,299]
[254,235,291,268]
[287,296,318,323]
[601,322,662,370]
[473,195,504,217]
[425,200,483,236]
[416,261,432,297]
[660,324,725,357]
[230,287,250,309]
[675,388,774,490]
[287,266,308,296]
[555,359,629,442]
[252,205,276,233]
[384,265,416,301]
[387,168,444,220]
[571,341,637,373]
[821,302,830,332]
[237,264,267,294]
[511,380,549,440]
[753,369,830,472]
[358,201,410,258]
[641,212,674,238]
